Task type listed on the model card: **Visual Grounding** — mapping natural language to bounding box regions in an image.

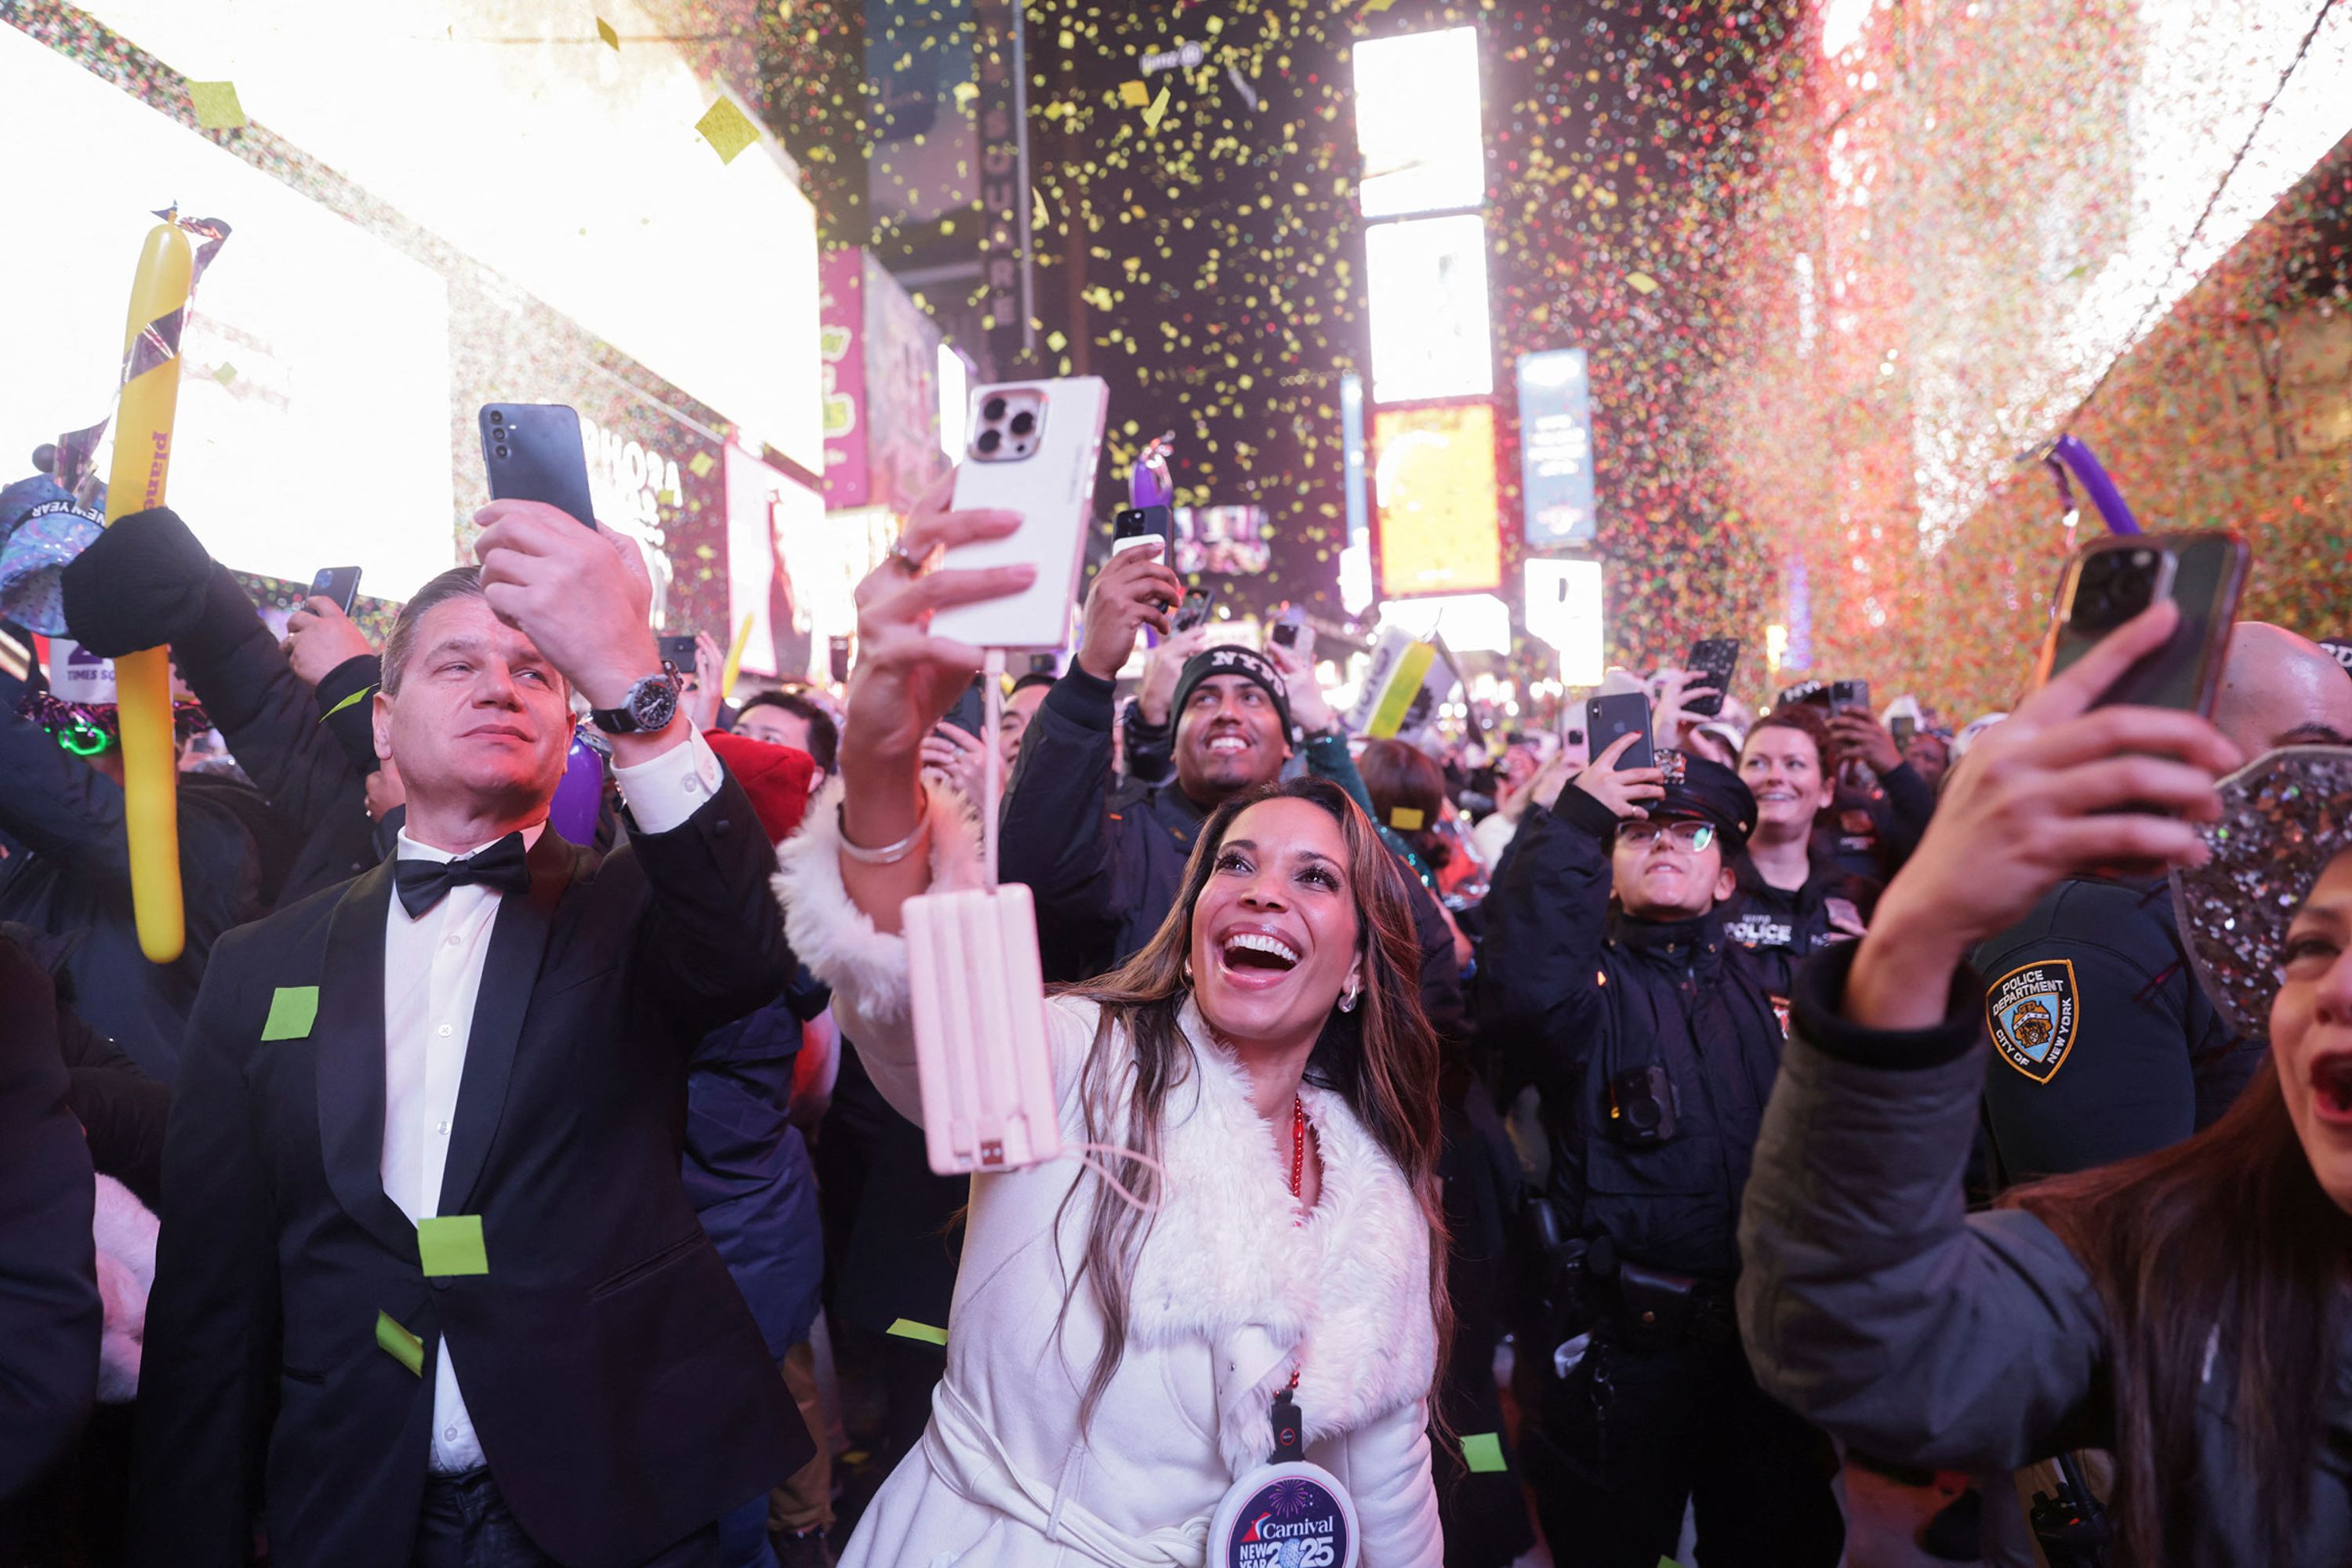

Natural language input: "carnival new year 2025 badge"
[1987,960,2081,1083]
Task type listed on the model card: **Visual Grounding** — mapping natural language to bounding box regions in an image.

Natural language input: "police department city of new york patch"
[1987,960,2080,1083]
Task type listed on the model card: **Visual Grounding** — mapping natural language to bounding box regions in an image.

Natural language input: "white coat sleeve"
[1330,1397,1443,1568]
[774,776,1094,1128]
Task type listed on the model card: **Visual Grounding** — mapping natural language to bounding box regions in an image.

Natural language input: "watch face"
[630,674,680,731]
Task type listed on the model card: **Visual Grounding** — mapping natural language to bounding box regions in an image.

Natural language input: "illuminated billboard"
[1364,214,1494,403]
[1372,402,1501,598]
[1353,27,1485,219]
[0,25,454,600]
[1523,558,1605,685]
[1516,349,1598,548]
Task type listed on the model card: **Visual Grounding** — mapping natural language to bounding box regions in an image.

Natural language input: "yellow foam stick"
[720,612,755,699]
[104,218,195,964]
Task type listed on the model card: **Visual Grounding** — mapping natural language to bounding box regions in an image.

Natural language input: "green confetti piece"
[318,684,376,722]
[1459,1431,1507,1472]
[260,986,318,1042]
[213,363,238,387]
[886,1318,948,1347]
[187,80,247,131]
[376,1309,423,1376]
[695,98,759,165]
[417,1215,488,1277]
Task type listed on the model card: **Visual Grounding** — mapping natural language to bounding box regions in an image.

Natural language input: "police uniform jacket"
[1740,942,2352,1566]
[1479,788,1788,1282]
[1973,876,2267,1184]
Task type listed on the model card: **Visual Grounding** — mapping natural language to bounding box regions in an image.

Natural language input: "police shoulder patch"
[1987,960,2081,1083]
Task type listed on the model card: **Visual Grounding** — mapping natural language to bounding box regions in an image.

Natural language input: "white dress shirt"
[382,728,723,1473]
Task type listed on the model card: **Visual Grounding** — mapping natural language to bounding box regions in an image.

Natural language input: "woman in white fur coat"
[773,488,1450,1567]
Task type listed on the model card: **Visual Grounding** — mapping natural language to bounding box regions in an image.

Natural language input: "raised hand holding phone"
[1846,601,2241,1032]
[1570,731,1666,819]
[281,593,376,686]
[1075,541,1183,682]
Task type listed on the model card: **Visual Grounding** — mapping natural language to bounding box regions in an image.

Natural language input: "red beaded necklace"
[1287,1094,1308,1394]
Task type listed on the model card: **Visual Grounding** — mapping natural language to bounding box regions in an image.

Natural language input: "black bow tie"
[394,833,531,918]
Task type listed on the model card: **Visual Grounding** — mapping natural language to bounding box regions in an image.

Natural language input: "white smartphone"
[930,377,1110,652]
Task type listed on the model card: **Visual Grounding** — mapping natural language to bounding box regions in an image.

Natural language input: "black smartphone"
[480,403,597,528]
[1826,679,1869,715]
[1174,586,1214,633]
[1270,604,1305,649]
[657,634,699,675]
[827,635,852,685]
[1890,714,1917,748]
[1684,638,1740,717]
[1111,504,1172,557]
[308,566,361,616]
[1585,693,1655,771]
[944,677,988,738]
[2037,532,2249,714]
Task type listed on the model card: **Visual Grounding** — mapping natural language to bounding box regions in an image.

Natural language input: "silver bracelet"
[837,789,932,866]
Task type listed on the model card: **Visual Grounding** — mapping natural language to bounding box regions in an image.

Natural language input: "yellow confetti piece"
[1388,807,1426,831]
[1047,330,1069,352]
[688,450,716,478]
[887,1318,948,1346]
[187,80,247,131]
[1119,79,1150,108]
[1625,271,1661,295]
[596,16,619,48]
[695,97,759,165]
[213,363,238,387]
[376,1310,423,1376]
[953,80,978,107]
[1142,85,1171,134]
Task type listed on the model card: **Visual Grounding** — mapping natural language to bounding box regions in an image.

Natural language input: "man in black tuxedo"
[130,501,808,1567]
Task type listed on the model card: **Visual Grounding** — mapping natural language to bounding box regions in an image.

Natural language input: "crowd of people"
[5,462,2352,1568]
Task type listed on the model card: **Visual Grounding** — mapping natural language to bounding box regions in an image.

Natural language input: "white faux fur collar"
[771,775,1437,1477]
[1128,1000,1436,1476]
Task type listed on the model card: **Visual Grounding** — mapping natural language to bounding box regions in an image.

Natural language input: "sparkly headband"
[15,691,212,752]
[2171,746,2352,1038]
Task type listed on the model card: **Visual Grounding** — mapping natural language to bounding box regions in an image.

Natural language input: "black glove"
[57,506,216,657]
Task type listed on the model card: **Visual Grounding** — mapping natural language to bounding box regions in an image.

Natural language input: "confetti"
[1140,84,1171,133]
[1119,79,1150,108]
[695,97,759,165]
[187,80,246,131]
[213,363,238,387]
[688,450,717,477]
[1624,271,1659,296]
[596,16,619,49]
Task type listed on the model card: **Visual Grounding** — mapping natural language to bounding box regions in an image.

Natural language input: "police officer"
[1976,621,2352,1180]
[1480,739,1842,1568]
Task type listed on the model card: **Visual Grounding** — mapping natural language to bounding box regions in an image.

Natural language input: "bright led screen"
[1365,214,1494,403]
[1372,402,1501,598]
[1354,27,1484,219]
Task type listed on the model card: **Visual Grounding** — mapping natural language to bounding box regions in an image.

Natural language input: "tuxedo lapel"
[437,829,576,1217]
[313,860,417,1260]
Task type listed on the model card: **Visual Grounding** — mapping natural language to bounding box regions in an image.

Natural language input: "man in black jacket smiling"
[1479,736,1842,1568]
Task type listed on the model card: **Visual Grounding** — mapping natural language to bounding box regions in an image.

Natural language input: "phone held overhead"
[308,565,361,616]
[2034,532,2249,714]
[481,404,598,530]
[930,379,1110,652]
[1587,691,1656,772]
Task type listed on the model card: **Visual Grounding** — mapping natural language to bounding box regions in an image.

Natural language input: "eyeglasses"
[1617,820,1716,853]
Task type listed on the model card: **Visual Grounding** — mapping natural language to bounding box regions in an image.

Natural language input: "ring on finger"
[888,539,925,576]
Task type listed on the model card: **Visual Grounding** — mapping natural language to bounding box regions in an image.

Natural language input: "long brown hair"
[2005,1064,2351,1563]
[1050,775,1452,1428]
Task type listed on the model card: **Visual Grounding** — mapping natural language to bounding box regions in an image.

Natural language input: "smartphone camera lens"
[1009,411,1036,437]
[976,429,1002,456]
[488,408,503,424]
[494,444,509,459]
[982,396,1008,423]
